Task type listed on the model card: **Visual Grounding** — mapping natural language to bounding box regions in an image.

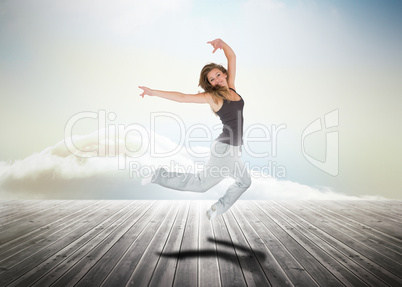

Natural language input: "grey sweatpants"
[151,141,252,215]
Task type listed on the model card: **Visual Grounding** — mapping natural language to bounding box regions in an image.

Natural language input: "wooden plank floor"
[0,200,401,287]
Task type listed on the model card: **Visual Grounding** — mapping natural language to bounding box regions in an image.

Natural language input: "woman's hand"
[207,38,236,89]
[207,38,224,53]
[139,86,153,98]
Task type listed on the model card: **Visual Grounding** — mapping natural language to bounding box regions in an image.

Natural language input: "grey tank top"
[215,88,244,146]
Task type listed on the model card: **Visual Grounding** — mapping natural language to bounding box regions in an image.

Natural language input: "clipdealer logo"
[63,110,287,177]
[63,109,339,178]
[301,109,339,176]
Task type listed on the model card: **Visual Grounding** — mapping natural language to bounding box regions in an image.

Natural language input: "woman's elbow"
[178,95,187,103]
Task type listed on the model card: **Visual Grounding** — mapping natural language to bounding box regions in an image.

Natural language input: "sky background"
[0,0,401,200]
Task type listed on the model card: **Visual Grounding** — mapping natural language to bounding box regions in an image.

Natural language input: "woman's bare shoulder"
[204,92,222,112]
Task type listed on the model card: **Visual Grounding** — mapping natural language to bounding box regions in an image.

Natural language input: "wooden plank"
[0,201,71,240]
[0,201,109,270]
[230,202,292,287]
[99,201,174,286]
[126,201,182,286]
[0,201,101,260]
[223,203,271,287]
[7,201,135,287]
[0,200,45,213]
[72,201,165,287]
[319,200,402,240]
[245,201,343,287]
[0,200,70,226]
[365,200,402,213]
[341,200,402,225]
[0,200,50,223]
[301,200,402,261]
[148,202,190,287]
[212,207,247,287]
[234,203,317,286]
[32,201,145,287]
[0,200,13,211]
[198,201,221,287]
[0,200,119,286]
[354,200,402,218]
[258,201,370,287]
[50,201,156,287]
[0,200,400,287]
[173,201,200,286]
[276,201,402,287]
[309,200,402,252]
[271,201,389,287]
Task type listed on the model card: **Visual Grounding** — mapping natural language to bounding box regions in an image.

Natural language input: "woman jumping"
[139,38,251,220]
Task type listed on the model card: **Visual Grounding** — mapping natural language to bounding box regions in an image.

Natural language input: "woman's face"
[207,68,227,87]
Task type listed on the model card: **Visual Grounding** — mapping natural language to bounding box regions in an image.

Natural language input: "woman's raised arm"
[207,39,236,89]
[139,86,210,104]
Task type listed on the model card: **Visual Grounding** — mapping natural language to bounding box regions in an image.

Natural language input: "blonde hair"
[199,63,231,105]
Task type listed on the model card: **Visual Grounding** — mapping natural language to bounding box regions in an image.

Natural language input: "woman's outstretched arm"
[139,86,210,104]
[207,38,236,89]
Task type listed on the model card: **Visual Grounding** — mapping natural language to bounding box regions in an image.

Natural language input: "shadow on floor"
[156,237,266,263]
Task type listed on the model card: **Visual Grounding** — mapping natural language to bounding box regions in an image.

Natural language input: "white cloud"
[245,176,358,200]
[0,129,367,200]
